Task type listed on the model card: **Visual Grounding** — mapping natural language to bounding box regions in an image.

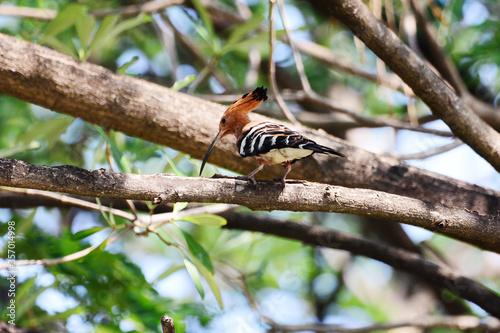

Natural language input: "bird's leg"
[273,162,292,188]
[235,163,265,187]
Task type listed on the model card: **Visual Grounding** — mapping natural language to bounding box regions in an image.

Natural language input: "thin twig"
[1,228,131,269]
[91,0,184,19]
[104,130,140,220]
[0,187,135,221]
[160,13,233,90]
[244,48,261,89]
[268,315,500,332]
[0,6,57,19]
[217,262,278,328]
[187,56,220,95]
[291,39,408,93]
[276,0,312,94]
[305,91,454,137]
[0,0,184,20]
[393,139,462,160]
[268,0,299,125]
[150,204,237,228]
[196,90,452,137]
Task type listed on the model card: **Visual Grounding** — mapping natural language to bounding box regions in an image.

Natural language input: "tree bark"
[323,0,500,171]
[0,33,498,215]
[1,157,499,253]
[223,212,500,318]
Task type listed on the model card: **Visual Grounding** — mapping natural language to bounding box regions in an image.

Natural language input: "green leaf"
[16,209,37,236]
[96,198,115,227]
[95,235,110,253]
[160,148,185,176]
[221,14,264,54]
[0,141,40,158]
[34,306,86,324]
[180,214,227,227]
[94,126,132,173]
[89,14,150,54]
[16,277,49,319]
[75,12,96,60]
[37,35,78,59]
[117,55,139,75]
[195,24,219,53]
[171,75,196,91]
[184,257,205,299]
[154,264,184,283]
[191,0,215,42]
[109,13,151,38]
[173,202,189,213]
[231,29,286,56]
[72,227,107,240]
[42,4,85,37]
[180,229,214,274]
[18,117,73,147]
[189,253,223,308]
[89,14,120,54]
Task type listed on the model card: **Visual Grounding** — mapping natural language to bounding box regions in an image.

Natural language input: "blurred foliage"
[0,0,499,332]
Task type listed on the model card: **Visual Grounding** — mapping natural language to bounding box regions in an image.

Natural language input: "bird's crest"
[226,86,268,115]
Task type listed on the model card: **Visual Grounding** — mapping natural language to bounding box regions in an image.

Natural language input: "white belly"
[257,148,314,165]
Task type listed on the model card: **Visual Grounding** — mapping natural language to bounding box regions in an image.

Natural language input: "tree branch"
[160,315,176,333]
[0,228,131,270]
[267,315,500,332]
[0,33,498,215]
[0,0,184,20]
[1,158,499,253]
[223,212,500,318]
[0,322,41,333]
[323,0,500,171]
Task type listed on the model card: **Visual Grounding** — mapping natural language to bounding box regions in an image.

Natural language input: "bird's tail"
[306,143,345,158]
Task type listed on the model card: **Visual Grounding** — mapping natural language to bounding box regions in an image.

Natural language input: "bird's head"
[200,87,268,176]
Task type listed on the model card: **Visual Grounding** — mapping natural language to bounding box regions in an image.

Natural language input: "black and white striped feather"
[237,122,344,164]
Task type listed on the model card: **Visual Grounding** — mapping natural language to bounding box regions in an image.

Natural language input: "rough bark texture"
[322,0,500,171]
[0,188,496,317]
[1,157,499,253]
[0,33,499,215]
[223,212,500,318]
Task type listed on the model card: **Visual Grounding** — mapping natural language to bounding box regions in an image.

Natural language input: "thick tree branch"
[1,185,497,318]
[1,158,499,253]
[0,33,499,215]
[223,212,500,318]
[323,0,500,171]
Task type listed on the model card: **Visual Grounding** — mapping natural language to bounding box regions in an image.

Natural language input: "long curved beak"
[199,131,222,176]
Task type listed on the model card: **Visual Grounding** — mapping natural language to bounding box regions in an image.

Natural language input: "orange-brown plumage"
[217,87,268,140]
[200,87,344,187]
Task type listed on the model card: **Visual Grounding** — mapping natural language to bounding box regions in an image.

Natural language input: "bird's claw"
[272,177,286,188]
[235,175,258,188]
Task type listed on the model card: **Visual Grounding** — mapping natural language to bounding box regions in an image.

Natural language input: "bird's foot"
[272,176,286,189]
[235,175,258,188]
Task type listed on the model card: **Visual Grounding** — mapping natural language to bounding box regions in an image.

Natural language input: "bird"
[199,86,344,187]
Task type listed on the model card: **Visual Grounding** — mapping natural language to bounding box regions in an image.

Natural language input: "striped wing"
[238,122,320,157]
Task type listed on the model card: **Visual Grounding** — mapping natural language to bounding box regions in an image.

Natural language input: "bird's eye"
[221,118,226,124]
